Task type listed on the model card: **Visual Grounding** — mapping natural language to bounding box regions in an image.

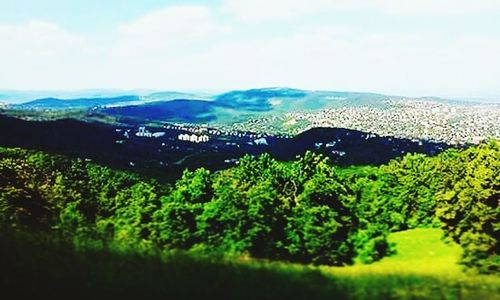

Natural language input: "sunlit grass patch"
[318,228,499,299]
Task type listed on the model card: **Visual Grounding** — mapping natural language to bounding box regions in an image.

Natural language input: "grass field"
[1,228,499,299]
[321,228,499,299]
[330,228,463,276]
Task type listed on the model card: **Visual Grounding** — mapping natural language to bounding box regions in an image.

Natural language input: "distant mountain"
[145,91,213,101]
[214,88,308,111]
[96,88,394,124]
[8,87,484,127]
[7,88,392,111]
[214,88,390,111]
[102,99,217,123]
[0,89,157,104]
[6,90,215,110]
[3,87,491,110]
[15,95,140,109]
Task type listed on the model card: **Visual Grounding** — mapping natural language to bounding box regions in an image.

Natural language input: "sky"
[1,0,500,98]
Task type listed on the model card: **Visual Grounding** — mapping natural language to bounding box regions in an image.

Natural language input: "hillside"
[99,88,393,124]
[1,227,498,300]
[0,142,497,268]
[323,228,499,299]
[5,88,496,145]
[3,88,393,123]
[15,95,140,109]
[101,99,218,123]
[269,127,448,164]
[0,115,450,181]
[0,142,498,299]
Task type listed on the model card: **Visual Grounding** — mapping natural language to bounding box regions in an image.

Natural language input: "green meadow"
[331,228,463,276]
[322,228,499,300]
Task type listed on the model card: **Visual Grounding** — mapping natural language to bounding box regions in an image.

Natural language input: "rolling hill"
[0,115,450,181]
[95,88,394,124]
[101,99,218,123]
[15,95,140,109]
[6,88,393,119]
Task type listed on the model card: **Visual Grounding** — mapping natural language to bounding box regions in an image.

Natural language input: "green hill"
[0,142,498,299]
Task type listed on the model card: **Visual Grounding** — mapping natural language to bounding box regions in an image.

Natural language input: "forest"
[0,141,498,298]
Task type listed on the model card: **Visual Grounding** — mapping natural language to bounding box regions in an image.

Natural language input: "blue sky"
[1,0,500,98]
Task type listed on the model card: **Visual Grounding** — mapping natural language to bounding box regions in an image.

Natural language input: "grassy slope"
[335,228,462,275]
[322,228,499,299]
[1,229,498,300]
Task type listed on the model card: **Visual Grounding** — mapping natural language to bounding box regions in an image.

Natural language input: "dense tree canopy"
[435,142,499,273]
[0,141,498,272]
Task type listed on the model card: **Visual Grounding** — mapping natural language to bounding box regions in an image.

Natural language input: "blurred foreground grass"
[1,228,498,300]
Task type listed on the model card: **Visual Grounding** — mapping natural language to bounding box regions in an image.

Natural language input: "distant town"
[122,123,272,147]
[2,91,499,147]
[228,99,500,145]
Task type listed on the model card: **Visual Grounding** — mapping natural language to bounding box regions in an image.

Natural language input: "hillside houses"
[136,126,165,138]
[228,99,500,145]
[178,133,209,143]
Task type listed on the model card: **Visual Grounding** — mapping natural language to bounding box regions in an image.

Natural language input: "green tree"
[436,141,499,273]
[286,172,356,265]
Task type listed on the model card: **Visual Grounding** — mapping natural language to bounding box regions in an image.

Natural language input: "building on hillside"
[152,132,165,138]
[136,126,165,138]
[178,133,210,143]
[254,137,268,145]
[136,126,153,137]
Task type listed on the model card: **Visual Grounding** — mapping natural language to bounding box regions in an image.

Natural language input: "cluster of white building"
[166,123,276,140]
[178,133,210,143]
[136,126,165,138]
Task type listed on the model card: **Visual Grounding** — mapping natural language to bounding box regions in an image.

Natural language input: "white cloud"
[0,21,100,89]
[0,21,89,57]
[1,3,499,98]
[222,0,500,21]
[113,5,231,57]
[0,6,232,90]
[222,0,333,21]
[136,26,500,97]
[376,0,500,16]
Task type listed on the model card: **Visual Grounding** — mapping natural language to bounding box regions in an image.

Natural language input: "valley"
[2,88,499,146]
[0,114,449,182]
[0,88,498,300]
